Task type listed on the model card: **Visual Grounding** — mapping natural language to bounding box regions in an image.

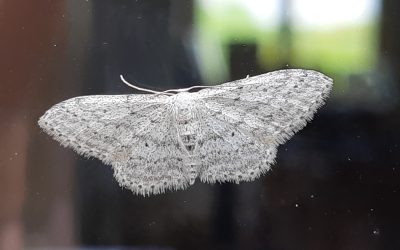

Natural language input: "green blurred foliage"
[195,1,379,84]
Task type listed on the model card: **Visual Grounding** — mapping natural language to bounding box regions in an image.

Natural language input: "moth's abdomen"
[174,102,201,184]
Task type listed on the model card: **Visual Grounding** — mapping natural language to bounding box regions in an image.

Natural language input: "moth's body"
[171,93,202,183]
[39,69,333,196]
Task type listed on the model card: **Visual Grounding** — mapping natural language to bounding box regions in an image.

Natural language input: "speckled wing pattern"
[38,69,333,196]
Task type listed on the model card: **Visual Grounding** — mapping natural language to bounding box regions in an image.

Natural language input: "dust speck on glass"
[38,69,333,196]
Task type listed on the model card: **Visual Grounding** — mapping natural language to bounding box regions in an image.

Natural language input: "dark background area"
[1,0,400,250]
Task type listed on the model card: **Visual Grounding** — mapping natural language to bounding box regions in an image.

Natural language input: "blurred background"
[1,0,400,249]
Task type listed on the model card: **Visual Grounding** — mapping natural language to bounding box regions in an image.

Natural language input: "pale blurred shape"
[292,0,380,28]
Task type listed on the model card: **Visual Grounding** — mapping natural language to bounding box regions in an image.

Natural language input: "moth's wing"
[194,69,333,183]
[197,69,333,146]
[194,106,277,183]
[38,94,191,196]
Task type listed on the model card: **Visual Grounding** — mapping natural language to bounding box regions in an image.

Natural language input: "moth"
[38,69,333,196]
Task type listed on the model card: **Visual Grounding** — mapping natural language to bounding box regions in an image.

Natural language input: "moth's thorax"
[172,91,193,101]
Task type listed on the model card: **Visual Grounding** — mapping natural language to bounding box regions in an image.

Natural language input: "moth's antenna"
[161,85,215,94]
[120,75,173,95]
[120,74,234,95]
